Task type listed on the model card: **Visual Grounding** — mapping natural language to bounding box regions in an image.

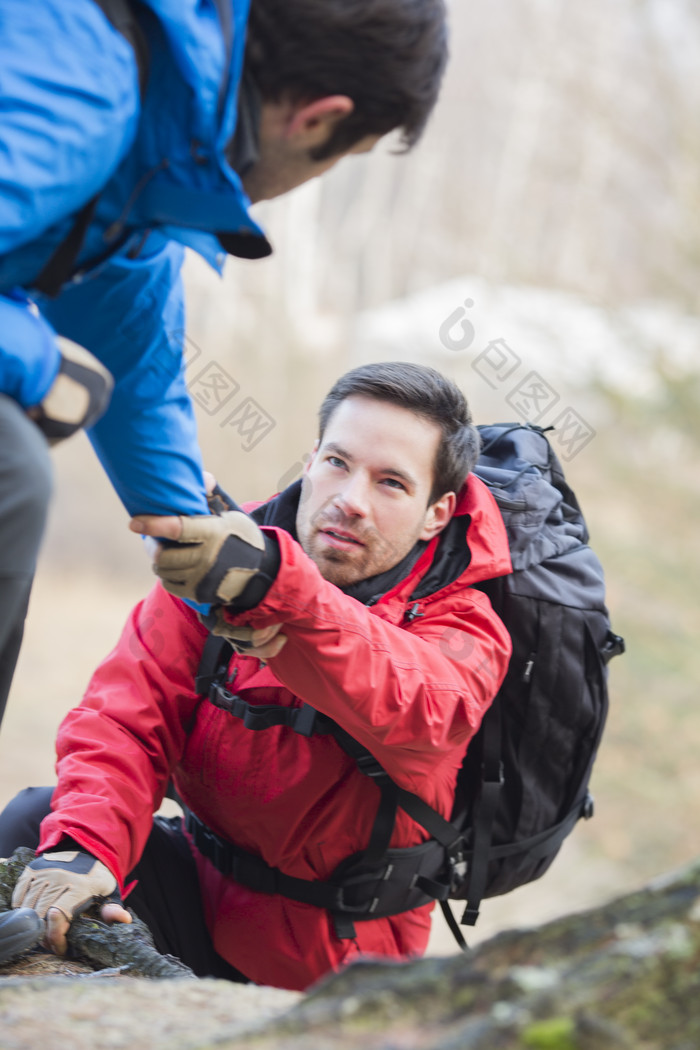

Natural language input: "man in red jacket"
[0,362,512,990]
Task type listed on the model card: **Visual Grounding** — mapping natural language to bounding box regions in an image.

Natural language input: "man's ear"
[420,491,456,542]
[304,440,320,472]
[285,96,354,149]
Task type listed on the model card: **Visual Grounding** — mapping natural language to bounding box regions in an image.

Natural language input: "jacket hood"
[118,0,270,250]
[386,473,513,606]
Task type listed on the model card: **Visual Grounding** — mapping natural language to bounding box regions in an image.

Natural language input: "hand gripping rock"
[11,851,119,922]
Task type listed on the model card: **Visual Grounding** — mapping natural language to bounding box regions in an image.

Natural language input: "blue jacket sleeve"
[0,0,140,256]
[0,0,141,407]
[0,292,61,407]
[42,237,209,518]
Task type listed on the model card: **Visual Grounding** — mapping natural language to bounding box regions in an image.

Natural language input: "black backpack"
[190,423,624,947]
[439,423,624,942]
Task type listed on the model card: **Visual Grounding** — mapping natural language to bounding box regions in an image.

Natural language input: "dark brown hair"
[244,0,449,158]
[319,362,480,503]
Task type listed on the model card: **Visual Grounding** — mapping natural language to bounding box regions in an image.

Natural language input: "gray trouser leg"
[0,396,53,727]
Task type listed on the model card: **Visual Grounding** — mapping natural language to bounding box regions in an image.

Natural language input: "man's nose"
[334,473,371,517]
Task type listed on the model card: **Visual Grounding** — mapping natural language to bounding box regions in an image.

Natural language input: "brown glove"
[200,613,287,659]
[29,336,113,445]
[206,482,242,516]
[202,611,258,650]
[155,510,270,605]
[11,850,119,922]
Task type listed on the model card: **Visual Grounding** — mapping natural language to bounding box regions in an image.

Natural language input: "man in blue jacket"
[0,0,449,722]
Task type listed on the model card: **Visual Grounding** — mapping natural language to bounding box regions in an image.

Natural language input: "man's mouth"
[319,527,365,549]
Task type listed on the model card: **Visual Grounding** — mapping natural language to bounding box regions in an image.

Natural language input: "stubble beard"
[303,535,374,588]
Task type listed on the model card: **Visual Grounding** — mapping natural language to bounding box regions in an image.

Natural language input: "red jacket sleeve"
[39,524,511,879]
[38,586,208,886]
[224,529,512,793]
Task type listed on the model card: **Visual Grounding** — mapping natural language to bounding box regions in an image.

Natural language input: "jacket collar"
[248,474,513,608]
[124,0,272,256]
[397,475,513,605]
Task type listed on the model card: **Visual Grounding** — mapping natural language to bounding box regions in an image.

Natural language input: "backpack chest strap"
[209,687,334,738]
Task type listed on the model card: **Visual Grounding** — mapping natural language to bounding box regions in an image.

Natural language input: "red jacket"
[39,475,512,990]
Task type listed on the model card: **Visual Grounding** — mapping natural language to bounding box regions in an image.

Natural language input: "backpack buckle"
[448,839,468,890]
[331,860,397,916]
[208,685,238,715]
[332,885,378,916]
[355,753,388,779]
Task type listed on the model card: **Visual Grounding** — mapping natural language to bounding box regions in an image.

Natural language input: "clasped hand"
[129,509,287,660]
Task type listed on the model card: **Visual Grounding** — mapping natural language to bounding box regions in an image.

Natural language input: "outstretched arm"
[43,238,210,518]
[131,514,511,799]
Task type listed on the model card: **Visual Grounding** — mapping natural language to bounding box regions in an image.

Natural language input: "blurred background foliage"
[1,0,699,951]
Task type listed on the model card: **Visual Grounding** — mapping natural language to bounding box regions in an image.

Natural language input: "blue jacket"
[0,0,268,515]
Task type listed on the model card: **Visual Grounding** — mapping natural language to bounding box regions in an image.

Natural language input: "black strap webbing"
[192,631,592,940]
[212,692,333,737]
[193,630,464,898]
[183,808,440,941]
[440,900,470,953]
[33,202,101,300]
[460,699,503,926]
[194,636,439,913]
[194,635,233,696]
[185,809,346,910]
[393,786,464,852]
[32,0,150,298]
[325,722,403,865]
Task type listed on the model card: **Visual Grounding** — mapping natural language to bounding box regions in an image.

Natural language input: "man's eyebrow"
[322,442,418,488]
[323,441,353,460]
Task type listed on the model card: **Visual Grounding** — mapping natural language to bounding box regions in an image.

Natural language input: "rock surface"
[0,974,302,1050]
[1,857,699,1050]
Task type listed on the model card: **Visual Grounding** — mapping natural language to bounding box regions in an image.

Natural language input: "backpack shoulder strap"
[194,634,234,696]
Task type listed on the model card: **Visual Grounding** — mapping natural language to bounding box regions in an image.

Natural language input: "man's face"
[241,98,380,203]
[296,396,454,588]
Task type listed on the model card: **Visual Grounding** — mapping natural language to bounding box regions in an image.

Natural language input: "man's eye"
[327,456,346,469]
[382,478,406,491]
